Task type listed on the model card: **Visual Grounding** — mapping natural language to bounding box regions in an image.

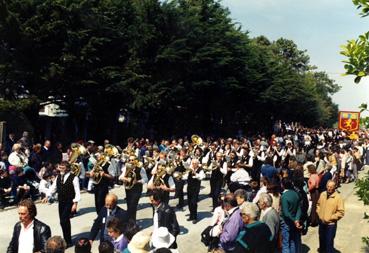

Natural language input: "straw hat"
[127,231,151,253]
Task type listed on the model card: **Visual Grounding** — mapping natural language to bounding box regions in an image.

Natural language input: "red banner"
[338,111,360,132]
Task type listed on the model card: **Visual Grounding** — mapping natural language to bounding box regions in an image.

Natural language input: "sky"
[224,0,369,115]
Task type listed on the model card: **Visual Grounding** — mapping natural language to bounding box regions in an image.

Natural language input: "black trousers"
[94,184,109,214]
[126,183,142,221]
[210,178,223,210]
[174,179,185,206]
[59,200,73,244]
[187,180,201,220]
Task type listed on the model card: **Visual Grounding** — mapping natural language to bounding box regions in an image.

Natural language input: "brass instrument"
[153,164,167,187]
[143,156,155,168]
[191,135,203,146]
[202,160,219,172]
[104,144,119,158]
[69,143,87,176]
[172,159,193,180]
[122,156,139,189]
[121,147,135,162]
[91,153,109,184]
[165,159,178,175]
[172,167,193,181]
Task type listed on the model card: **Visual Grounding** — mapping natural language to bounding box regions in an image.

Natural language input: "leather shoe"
[186,217,193,221]
[192,220,197,224]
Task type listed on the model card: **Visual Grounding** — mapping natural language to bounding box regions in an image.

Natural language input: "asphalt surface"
[1,171,369,253]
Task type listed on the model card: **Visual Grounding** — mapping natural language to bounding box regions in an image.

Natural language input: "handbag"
[201,224,216,246]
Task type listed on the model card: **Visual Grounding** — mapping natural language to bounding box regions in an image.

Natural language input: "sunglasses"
[240,213,247,217]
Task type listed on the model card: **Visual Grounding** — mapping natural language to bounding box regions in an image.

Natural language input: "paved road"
[1,172,369,253]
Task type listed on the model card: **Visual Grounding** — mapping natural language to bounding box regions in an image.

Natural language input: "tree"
[0,0,342,141]
[341,0,369,247]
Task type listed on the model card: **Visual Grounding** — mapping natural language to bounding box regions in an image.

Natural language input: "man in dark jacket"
[149,189,180,249]
[7,199,51,253]
[89,193,129,244]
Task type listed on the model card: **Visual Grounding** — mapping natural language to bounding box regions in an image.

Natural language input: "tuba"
[69,143,87,177]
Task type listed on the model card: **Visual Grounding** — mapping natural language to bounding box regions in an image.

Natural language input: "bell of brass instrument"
[69,143,87,177]
[191,135,203,146]
[123,160,137,190]
[91,153,108,184]
[104,144,119,158]
[153,164,167,187]
[143,156,155,168]
[203,159,219,171]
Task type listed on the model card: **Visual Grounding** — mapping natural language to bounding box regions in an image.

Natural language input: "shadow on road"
[301,244,342,253]
[136,218,153,230]
[178,225,189,235]
[197,211,213,221]
[77,206,96,216]
[302,244,310,253]
[72,231,90,242]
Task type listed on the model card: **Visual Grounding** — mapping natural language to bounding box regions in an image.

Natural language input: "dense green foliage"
[0,0,340,140]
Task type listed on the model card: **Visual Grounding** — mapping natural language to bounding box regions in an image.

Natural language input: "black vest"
[188,168,203,185]
[57,173,75,203]
[134,167,142,181]
[211,160,224,180]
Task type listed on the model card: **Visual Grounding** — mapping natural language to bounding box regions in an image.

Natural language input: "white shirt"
[153,204,163,232]
[253,186,267,204]
[18,221,34,253]
[230,168,250,185]
[38,179,52,196]
[48,172,81,202]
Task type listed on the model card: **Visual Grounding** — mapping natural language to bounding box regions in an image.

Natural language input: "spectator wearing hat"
[234,202,273,253]
[150,227,178,253]
[124,231,151,253]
